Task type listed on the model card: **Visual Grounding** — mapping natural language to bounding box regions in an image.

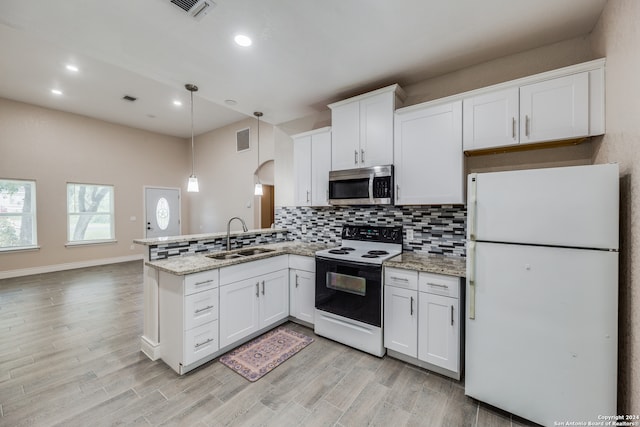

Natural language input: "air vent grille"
[170,0,199,12]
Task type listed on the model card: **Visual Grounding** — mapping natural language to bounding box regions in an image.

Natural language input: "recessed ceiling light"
[65,64,79,72]
[234,34,252,47]
[51,89,63,95]
[225,99,238,106]
[173,100,183,106]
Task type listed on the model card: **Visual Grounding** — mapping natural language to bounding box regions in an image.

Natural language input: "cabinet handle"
[194,279,213,286]
[427,282,449,289]
[194,305,214,314]
[295,274,299,288]
[261,280,265,295]
[396,184,399,199]
[410,296,414,316]
[360,149,365,164]
[525,115,530,137]
[354,150,358,165]
[194,338,214,349]
[256,282,259,298]
[390,276,409,282]
[306,190,310,203]
[451,305,454,326]
[512,117,516,139]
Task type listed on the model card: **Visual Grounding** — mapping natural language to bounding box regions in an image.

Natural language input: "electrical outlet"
[406,228,414,241]
[301,224,307,234]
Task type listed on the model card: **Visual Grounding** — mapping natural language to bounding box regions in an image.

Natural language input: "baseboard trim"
[0,255,144,279]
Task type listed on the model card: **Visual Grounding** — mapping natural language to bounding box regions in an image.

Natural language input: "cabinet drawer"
[184,320,218,366]
[418,272,459,298]
[184,288,218,330]
[384,267,418,291]
[184,270,218,295]
[289,254,315,272]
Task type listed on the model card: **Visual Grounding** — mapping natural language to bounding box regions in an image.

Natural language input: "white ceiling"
[0,0,607,138]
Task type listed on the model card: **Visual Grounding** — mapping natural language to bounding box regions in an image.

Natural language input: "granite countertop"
[133,228,288,246]
[384,252,466,278]
[146,241,332,275]
[147,241,467,278]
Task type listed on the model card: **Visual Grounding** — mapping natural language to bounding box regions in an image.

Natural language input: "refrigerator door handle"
[468,174,478,240]
[468,241,476,319]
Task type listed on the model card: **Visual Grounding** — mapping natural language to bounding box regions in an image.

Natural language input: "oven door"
[315,256,382,327]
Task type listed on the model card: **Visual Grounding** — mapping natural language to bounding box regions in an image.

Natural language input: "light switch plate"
[406,228,414,241]
[301,224,307,233]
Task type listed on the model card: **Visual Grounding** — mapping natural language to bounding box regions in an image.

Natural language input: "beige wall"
[188,116,274,233]
[590,0,640,414]
[0,98,190,274]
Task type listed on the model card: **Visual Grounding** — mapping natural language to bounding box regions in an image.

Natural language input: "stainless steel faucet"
[227,217,248,251]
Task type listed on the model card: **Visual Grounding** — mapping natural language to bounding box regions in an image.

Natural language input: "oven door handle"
[368,173,374,203]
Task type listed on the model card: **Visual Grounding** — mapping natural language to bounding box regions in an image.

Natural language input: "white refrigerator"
[465,164,619,427]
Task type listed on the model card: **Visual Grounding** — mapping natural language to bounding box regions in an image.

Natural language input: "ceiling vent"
[170,0,215,21]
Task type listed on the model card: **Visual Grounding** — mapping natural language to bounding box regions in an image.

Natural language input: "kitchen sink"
[237,248,275,256]
[206,247,275,261]
[207,253,245,260]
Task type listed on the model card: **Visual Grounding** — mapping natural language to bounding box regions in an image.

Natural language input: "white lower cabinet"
[159,269,220,374]
[418,292,459,373]
[219,255,289,348]
[289,255,316,325]
[384,272,418,357]
[384,267,462,379]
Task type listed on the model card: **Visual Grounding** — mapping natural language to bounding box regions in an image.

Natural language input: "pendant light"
[253,111,264,196]
[186,83,199,192]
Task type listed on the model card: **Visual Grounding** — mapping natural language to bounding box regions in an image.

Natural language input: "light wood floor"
[0,261,538,427]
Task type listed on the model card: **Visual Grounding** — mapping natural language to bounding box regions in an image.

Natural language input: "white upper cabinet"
[519,72,589,144]
[462,59,605,153]
[394,100,464,205]
[463,87,519,151]
[293,135,312,206]
[292,127,331,207]
[329,85,404,171]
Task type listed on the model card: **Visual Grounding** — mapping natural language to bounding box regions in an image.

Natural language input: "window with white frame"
[67,183,115,243]
[0,179,37,250]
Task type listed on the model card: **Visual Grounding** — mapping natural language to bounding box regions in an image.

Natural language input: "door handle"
[360,149,365,164]
[451,305,454,326]
[525,115,530,137]
[468,241,476,320]
[410,296,414,316]
[354,150,358,165]
[295,274,299,288]
[261,280,265,295]
[512,117,516,139]
[255,282,259,298]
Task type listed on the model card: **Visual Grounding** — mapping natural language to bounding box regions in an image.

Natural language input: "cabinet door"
[259,269,289,327]
[520,72,589,144]
[293,136,312,206]
[219,278,260,348]
[384,285,418,357]
[394,101,463,205]
[331,101,360,171]
[311,131,332,206]
[418,293,459,372]
[290,269,315,324]
[463,87,519,151]
[360,91,394,167]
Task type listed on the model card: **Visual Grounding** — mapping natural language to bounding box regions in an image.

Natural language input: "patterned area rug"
[219,327,314,382]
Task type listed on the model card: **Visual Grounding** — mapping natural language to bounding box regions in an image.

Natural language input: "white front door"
[145,187,180,238]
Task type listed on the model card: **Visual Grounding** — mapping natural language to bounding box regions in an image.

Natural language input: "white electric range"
[314,224,403,356]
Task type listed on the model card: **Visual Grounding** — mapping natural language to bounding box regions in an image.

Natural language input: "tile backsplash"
[275,205,467,257]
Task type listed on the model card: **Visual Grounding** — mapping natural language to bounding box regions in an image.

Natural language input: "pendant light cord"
[190,89,195,176]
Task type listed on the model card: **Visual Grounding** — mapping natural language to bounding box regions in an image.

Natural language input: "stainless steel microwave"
[328,165,394,205]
